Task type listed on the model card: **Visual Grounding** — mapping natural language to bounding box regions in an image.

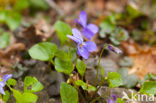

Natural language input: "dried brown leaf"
[121,40,156,79]
[0,43,26,77]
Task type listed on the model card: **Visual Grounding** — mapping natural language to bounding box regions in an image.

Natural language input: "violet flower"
[75,11,99,40]
[108,45,122,54]
[0,74,12,95]
[67,28,97,59]
[107,94,117,103]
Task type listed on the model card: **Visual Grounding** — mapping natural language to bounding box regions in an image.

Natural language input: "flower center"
[0,78,2,82]
[79,44,83,48]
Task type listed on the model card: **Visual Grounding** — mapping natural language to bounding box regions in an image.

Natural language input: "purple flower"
[107,94,117,103]
[108,99,115,103]
[0,74,12,95]
[75,11,99,40]
[112,94,117,101]
[108,45,122,54]
[67,28,97,59]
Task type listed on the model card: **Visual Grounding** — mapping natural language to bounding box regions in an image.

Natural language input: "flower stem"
[78,89,87,103]
[51,59,55,65]
[73,81,87,103]
[90,96,102,103]
[90,87,111,103]
[95,46,106,86]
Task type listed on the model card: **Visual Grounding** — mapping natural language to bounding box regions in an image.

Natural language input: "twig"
[45,0,64,16]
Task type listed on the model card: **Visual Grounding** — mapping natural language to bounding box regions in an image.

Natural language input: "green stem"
[91,67,105,100]
[0,94,2,99]
[73,81,87,103]
[51,59,55,65]
[95,46,106,86]
[91,87,111,103]
[6,83,13,91]
[90,84,102,102]
[90,96,102,103]
[78,89,87,103]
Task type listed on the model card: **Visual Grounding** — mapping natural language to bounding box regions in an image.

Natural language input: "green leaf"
[87,85,96,91]
[28,42,57,61]
[6,12,21,30]
[29,0,49,10]
[117,98,125,103]
[7,78,17,86]
[100,67,105,85]
[75,80,96,91]
[3,91,10,103]
[76,59,86,77]
[24,76,43,93]
[118,68,128,80]
[75,80,87,90]
[31,82,44,92]
[99,14,116,38]
[109,37,120,45]
[13,0,29,11]
[22,93,38,103]
[140,81,156,95]
[100,21,116,38]
[54,57,74,74]
[118,68,139,88]
[60,83,78,103]
[110,27,129,45]
[0,32,10,49]
[0,10,21,30]
[60,46,77,62]
[140,20,150,30]
[12,89,22,103]
[0,10,7,22]
[101,67,104,78]
[12,89,38,103]
[124,74,139,88]
[131,29,142,41]
[119,57,133,67]
[55,50,70,61]
[108,72,123,88]
[150,74,156,80]
[126,5,142,19]
[144,73,156,81]
[54,20,72,45]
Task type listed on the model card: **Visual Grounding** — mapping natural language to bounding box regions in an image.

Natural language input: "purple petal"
[114,47,122,54]
[75,19,81,25]
[108,45,113,51]
[67,35,81,44]
[72,28,83,42]
[0,82,5,87]
[0,87,5,95]
[2,74,12,83]
[79,11,87,27]
[77,44,89,59]
[87,24,99,34]
[112,94,117,101]
[108,45,122,54]
[107,99,114,103]
[0,74,12,95]
[82,28,94,40]
[83,41,97,52]
[1,74,12,86]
